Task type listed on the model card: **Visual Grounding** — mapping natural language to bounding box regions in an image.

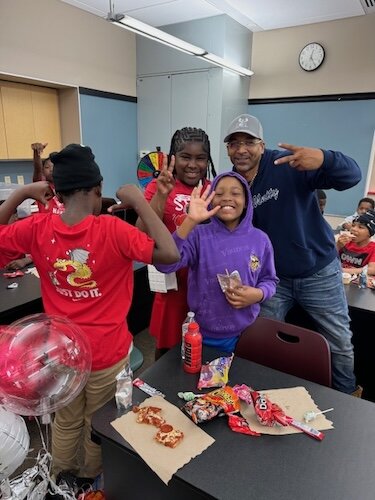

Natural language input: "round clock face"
[299,43,325,71]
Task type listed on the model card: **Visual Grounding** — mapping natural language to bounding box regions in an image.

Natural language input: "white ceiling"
[60,0,374,31]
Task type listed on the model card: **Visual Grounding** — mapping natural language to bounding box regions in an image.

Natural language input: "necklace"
[248,169,258,187]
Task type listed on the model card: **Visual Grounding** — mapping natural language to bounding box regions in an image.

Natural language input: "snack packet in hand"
[217,270,242,292]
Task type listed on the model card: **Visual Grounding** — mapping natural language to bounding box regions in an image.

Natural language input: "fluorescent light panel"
[199,53,253,77]
[112,15,206,56]
[109,14,253,77]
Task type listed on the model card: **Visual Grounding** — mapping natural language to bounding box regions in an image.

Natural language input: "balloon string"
[34,416,48,451]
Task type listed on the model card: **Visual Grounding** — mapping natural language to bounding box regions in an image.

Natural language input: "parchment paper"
[111,395,215,484]
[240,386,334,435]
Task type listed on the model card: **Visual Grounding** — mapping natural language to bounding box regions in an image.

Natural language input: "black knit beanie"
[51,144,103,192]
[355,209,375,237]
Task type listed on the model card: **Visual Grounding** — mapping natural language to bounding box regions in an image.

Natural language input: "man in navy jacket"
[225,114,362,396]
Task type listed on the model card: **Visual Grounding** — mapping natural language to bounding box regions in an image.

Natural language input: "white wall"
[0,0,136,96]
[250,14,375,98]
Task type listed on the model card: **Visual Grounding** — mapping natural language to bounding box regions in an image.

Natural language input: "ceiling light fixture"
[107,2,253,77]
[109,13,207,56]
[199,53,253,77]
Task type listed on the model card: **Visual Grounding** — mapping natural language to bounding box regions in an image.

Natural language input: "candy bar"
[133,378,165,398]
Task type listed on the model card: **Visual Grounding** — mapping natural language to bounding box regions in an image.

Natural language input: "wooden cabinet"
[0,81,62,159]
[0,98,7,158]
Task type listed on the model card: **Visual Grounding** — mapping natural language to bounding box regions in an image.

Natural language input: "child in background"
[31,142,65,214]
[137,127,216,359]
[337,197,374,231]
[156,171,278,352]
[316,189,327,214]
[337,209,375,276]
[0,144,179,483]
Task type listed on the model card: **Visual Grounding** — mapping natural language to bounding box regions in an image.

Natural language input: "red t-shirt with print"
[0,214,154,370]
[0,248,24,268]
[144,178,211,232]
[340,240,375,268]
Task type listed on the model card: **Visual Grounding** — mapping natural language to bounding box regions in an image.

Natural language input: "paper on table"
[111,395,215,484]
[240,386,334,435]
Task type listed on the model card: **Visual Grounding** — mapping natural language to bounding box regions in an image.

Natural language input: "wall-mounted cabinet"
[0,101,7,158]
[0,81,62,159]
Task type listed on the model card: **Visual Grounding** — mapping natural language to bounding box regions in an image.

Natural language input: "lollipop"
[303,408,334,422]
[177,391,201,401]
[137,151,164,189]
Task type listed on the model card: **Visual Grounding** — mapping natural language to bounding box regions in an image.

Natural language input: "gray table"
[344,282,375,314]
[0,269,43,323]
[92,346,375,500]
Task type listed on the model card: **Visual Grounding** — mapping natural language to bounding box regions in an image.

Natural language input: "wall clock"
[299,43,325,72]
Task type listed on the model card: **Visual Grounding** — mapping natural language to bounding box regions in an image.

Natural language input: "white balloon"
[0,406,30,481]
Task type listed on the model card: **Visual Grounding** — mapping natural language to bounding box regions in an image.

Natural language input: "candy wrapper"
[227,414,260,436]
[233,384,253,405]
[250,389,289,427]
[133,378,165,398]
[217,270,242,292]
[198,354,234,389]
[183,386,240,424]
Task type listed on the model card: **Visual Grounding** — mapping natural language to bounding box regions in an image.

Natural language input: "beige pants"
[52,354,129,478]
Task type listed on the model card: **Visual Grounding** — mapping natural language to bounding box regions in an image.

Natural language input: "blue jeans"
[260,258,356,394]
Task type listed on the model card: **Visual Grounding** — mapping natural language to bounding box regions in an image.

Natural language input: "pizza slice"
[133,405,166,427]
[155,424,184,448]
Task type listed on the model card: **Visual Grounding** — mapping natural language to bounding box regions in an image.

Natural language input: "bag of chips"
[182,386,240,424]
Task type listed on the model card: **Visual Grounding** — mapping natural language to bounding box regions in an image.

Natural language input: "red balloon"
[0,314,91,416]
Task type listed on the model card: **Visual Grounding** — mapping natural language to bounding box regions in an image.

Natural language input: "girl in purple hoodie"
[156,171,278,352]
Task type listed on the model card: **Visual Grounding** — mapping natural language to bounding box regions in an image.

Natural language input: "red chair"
[235,317,332,387]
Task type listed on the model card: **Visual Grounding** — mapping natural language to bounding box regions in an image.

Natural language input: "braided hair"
[169,127,217,179]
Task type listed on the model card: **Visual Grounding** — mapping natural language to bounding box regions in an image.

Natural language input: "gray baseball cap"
[224,114,263,142]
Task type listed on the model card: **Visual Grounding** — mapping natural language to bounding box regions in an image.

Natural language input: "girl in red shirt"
[139,128,216,359]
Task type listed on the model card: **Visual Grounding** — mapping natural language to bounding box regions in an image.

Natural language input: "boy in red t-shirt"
[0,144,179,482]
[337,209,375,276]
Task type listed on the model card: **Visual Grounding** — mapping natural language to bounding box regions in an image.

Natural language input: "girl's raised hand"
[156,153,175,196]
[187,185,220,223]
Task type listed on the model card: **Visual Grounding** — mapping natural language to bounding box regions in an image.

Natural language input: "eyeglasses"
[227,139,262,150]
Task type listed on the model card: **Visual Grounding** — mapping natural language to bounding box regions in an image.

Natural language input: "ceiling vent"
[360,0,375,13]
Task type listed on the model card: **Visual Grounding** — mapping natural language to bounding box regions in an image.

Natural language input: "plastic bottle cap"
[187,322,199,332]
[188,311,195,318]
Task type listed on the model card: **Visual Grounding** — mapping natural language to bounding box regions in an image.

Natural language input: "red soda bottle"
[183,322,202,374]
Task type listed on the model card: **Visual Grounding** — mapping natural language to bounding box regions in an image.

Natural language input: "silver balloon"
[0,406,30,481]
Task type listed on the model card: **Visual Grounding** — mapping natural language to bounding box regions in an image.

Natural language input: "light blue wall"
[249,100,375,216]
[79,93,138,199]
[0,161,33,186]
